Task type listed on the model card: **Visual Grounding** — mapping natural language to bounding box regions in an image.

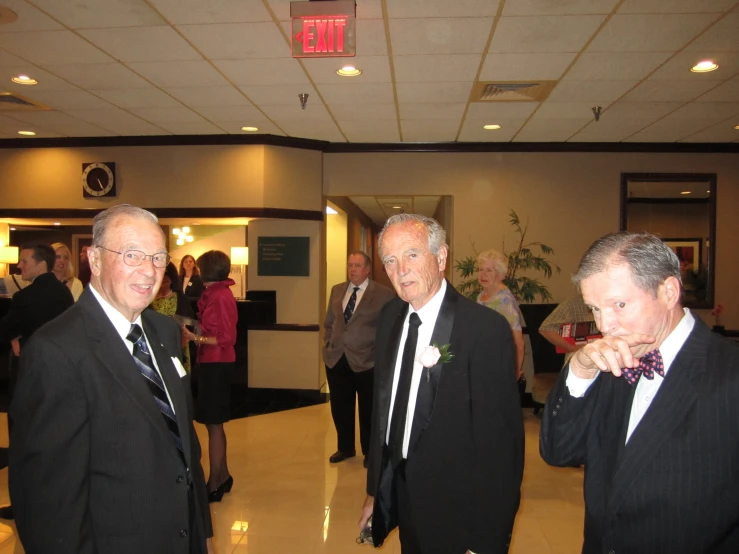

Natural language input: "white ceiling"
[348,195,441,225]
[0,0,737,143]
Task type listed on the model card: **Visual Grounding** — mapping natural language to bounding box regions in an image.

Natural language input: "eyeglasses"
[97,246,170,268]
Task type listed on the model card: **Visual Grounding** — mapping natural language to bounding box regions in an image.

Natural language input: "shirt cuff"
[565,366,599,398]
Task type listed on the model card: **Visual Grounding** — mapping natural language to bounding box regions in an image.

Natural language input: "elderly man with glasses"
[9,204,214,554]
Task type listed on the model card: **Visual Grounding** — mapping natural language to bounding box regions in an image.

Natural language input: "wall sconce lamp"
[0,245,19,277]
[230,246,249,299]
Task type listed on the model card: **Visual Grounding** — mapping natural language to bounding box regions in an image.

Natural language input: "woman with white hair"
[51,242,84,301]
[476,249,525,380]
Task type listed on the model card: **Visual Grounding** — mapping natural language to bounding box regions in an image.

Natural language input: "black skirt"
[195,362,234,424]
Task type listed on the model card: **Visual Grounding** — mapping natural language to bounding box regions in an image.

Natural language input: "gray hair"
[348,250,371,267]
[377,213,447,260]
[573,231,682,298]
[476,248,508,276]
[92,204,162,248]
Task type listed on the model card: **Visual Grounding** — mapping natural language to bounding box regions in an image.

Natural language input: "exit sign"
[291,0,356,58]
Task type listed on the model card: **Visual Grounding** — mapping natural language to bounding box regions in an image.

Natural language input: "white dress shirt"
[342,278,369,312]
[386,280,447,457]
[566,308,694,443]
[89,284,176,413]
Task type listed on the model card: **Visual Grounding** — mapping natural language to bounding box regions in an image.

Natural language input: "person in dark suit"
[9,205,214,553]
[179,254,205,298]
[359,214,524,554]
[540,231,739,554]
[0,243,74,520]
[323,251,394,466]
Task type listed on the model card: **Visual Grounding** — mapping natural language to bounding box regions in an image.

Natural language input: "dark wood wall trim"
[0,207,324,221]
[1,134,738,154]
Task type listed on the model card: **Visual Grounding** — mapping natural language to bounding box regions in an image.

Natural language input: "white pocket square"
[171,356,187,378]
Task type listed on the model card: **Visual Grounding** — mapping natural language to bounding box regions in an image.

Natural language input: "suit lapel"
[376,301,409,447]
[408,282,457,456]
[607,321,710,514]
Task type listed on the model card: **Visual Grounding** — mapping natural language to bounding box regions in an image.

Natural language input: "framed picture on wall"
[663,238,702,276]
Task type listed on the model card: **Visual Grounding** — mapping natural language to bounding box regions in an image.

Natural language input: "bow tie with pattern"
[622,349,664,385]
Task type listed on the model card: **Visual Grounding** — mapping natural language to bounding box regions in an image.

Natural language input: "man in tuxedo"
[359,214,524,554]
[0,243,74,519]
[324,251,394,466]
[540,232,739,554]
[9,205,214,553]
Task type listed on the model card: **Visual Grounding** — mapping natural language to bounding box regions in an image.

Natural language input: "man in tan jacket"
[323,251,394,466]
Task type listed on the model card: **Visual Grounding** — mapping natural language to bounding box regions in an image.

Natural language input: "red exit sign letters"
[291,1,356,58]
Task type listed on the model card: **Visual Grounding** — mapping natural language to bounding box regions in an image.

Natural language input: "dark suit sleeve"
[468,313,524,553]
[0,290,31,345]
[9,336,96,554]
[539,365,602,467]
[323,285,337,344]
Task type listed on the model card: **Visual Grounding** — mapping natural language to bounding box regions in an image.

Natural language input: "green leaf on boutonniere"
[433,341,454,365]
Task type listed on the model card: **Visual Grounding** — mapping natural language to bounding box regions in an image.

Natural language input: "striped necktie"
[126,324,183,455]
[344,286,360,323]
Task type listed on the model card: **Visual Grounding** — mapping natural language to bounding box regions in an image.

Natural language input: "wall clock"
[82,162,116,198]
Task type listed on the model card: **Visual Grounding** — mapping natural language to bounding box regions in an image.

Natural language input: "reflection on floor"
[0,407,585,553]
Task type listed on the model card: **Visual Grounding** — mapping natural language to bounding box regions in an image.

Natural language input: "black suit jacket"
[0,272,74,349]
[183,275,204,298]
[540,316,739,554]
[366,283,524,554]
[9,288,213,554]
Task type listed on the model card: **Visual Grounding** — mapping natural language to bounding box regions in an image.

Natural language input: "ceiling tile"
[396,82,473,104]
[535,101,610,120]
[547,80,638,102]
[261,103,330,121]
[625,119,710,142]
[265,0,382,21]
[587,14,718,52]
[514,119,589,141]
[681,120,739,142]
[458,118,525,141]
[79,27,201,63]
[129,106,208,123]
[1,66,78,91]
[128,60,230,87]
[624,79,722,102]
[149,0,273,24]
[279,121,345,142]
[65,107,169,134]
[605,101,683,119]
[92,88,183,108]
[648,51,739,80]
[191,105,264,121]
[355,19,389,56]
[668,102,739,123]
[618,0,736,14]
[239,84,320,105]
[686,14,739,52]
[0,49,27,66]
[302,56,391,84]
[157,121,226,134]
[178,23,288,59]
[466,102,538,119]
[400,102,466,120]
[339,120,400,142]
[0,31,113,66]
[394,55,481,83]
[22,90,114,110]
[695,77,739,102]
[0,0,63,33]
[479,52,577,80]
[165,86,251,106]
[564,52,672,80]
[217,121,285,135]
[7,111,114,136]
[46,63,153,90]
[490,15,606,53]
[503,0,619,16]
[387,0,500,18]
[32,0,166,28]
[390,18,493,55]
[330,103,397,121]
[401,119,460,142]
[570,118,651,141]
[214,58,309,86]
[315,83,394,105]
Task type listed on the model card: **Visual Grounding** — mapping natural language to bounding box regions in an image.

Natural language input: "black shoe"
[207,475,233,503]
[329,450,355,463]
[0,505,13,520]
[363,457,368,468]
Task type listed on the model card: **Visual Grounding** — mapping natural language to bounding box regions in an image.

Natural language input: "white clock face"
[82,162,115,197]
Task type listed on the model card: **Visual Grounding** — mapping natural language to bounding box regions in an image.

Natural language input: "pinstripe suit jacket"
[540,316,739,554]
[9,289,212,554]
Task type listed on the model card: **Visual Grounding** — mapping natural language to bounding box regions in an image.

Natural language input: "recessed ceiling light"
[680,191,692,195]
[241,126,259,132]
[337,66,362,77]
[690,60,718,73]
[391,205,402,209]
[17,130,35,136]
[734,125,739,130]
[9,227,15,231]
[12,74,38,85]
[53,222,61,226]
[326,206,338,215]
[483,124,502,130]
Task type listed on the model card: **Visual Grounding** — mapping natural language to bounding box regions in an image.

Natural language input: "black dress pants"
[325,354,373,455]
[396,460,424,554]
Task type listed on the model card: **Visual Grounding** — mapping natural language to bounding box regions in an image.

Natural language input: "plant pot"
[713,325,726,335]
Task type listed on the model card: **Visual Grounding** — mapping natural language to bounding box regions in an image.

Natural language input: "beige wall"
[324,152,739,329]
[263,146,323,211]
[326,205,348,300]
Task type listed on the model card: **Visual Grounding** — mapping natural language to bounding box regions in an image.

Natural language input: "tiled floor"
[0,407,585,553]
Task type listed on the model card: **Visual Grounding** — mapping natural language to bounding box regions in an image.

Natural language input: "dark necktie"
[343,286,360,323]
[126,324,183,454]
[622,349,665,385]
[388,312,422,468]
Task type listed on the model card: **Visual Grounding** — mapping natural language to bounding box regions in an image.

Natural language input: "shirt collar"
[348,278,369,292]
[658,308,695,375]
[89,284,143,342]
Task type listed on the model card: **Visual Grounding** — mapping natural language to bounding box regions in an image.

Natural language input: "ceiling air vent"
[471,81,557,102]
[0,92,50,112]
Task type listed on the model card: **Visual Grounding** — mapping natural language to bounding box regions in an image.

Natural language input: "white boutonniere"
[416,341,454,382]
